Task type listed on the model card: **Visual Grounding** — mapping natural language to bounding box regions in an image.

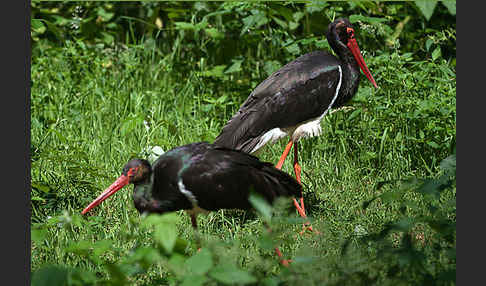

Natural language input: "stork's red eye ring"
[346,27,355,38]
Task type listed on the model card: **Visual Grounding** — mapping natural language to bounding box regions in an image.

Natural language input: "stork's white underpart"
[249,65,343,154]
[178,179,198,206]
[178,178,209,215]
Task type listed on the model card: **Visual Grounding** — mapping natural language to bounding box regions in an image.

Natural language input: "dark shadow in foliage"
[342,152,456,285]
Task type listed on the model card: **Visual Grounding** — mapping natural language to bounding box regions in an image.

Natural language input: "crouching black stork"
[213,18,378,229]
[81,142,302,265]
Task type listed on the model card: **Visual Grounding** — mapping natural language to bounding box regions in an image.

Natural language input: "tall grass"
[31,28,455,286]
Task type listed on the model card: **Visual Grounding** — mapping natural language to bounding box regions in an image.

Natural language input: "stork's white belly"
[249,65,342,154]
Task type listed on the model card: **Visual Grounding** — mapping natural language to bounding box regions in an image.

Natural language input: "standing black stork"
[81,142,302,265]
[213,18,378,226]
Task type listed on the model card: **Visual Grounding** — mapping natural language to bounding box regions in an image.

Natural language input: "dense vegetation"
[31,1,456,285]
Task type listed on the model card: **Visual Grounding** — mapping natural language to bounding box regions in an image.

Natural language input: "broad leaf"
[154,222,177,254]
[175,22,196,30]
[209,264,257,285]
[225,59,243,74]
[349,14,387,24]
[441,0,456,15]
[31,19,46,34]
[248,192,272,221]
[181,274,209,286]
[31,265,68,286]
[31,229,47,244]
[185,248,213,275]
[439,154,456,177]
[415,0,438,21]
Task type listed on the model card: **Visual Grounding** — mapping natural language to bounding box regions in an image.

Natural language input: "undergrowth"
[31,2,455,285]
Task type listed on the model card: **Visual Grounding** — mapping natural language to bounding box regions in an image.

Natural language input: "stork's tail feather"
[259,163,303,200]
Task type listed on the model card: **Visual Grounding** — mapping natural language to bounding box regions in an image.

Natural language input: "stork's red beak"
[81,175,129,214]
[347,37,378,88]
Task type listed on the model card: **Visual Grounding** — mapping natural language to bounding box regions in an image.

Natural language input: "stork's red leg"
[265,223,291,266]
[275,140,293,170]
[293,141,302,184]
[293,142,306,217]
[276,140,306,216]
[293,142,319,235]
[274,247,291,267]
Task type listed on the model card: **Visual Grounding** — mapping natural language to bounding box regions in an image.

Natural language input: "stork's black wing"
[214,51,342,153]
[177,143,302,211]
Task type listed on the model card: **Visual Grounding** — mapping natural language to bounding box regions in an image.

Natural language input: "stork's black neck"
[132,173,163,214]
[326,31,361,108]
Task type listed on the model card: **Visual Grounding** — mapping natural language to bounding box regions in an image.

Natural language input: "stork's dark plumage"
[81,142,301,264]
[214,18,378,224]
[82,142,301,217]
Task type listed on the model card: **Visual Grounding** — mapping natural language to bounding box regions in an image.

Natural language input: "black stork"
[213,18,378,226]
[81,142,301,265]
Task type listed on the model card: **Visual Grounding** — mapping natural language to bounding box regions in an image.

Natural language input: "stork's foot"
[280,259,292,267]
[274,247,291,267]
[293,198,320,235]
[299,222,321,236]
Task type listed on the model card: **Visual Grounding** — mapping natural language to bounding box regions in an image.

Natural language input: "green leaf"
[391,217,414,232]
[271,16,287,29]
[441,0,456,15]
[66,240,94,257]
[154,222,177,254]
[439,154,456,176]
[258,233,275,251]
[168,253,187,276]
[126,246,162,267]
[416,178,442,198]
[199,65,226,77]
[175,22,196,30]
[142,212,179,227]
[101,32,114,45]
[32,182,52,193]
[241,10,268,35]
[31,19,46,34]
[432,47,442,61]
[248,192,272,222]
[31,229,48,244]
[415,0,438,21]
[209,264,257,285]
[142,213,179,254]
[92,239,114,258]
[31,265,68,286]
[181,274,209,286]
[263,60,281,76]
[224,59,243,74]
[185,248,213,275]
[305,1,328,13]
[347,109,361,121]
[205,28,224,39]
[293,256,320,265]
[262,276,280,286]
[349,14,387,24]
[285,42,301,55]
[104,262,128,285]
[427,141,440,149]
[97,7,114,22]
[289,21,299,31]
[425,38,433,51]
[293,11,305,23]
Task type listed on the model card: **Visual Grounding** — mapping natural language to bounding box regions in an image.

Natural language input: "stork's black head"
[328,18,355,47]
[81,158,152,215]
[326,17,378,88]
[122,158,152,184]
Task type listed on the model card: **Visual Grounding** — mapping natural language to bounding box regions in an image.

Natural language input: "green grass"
[31,40,455,285]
